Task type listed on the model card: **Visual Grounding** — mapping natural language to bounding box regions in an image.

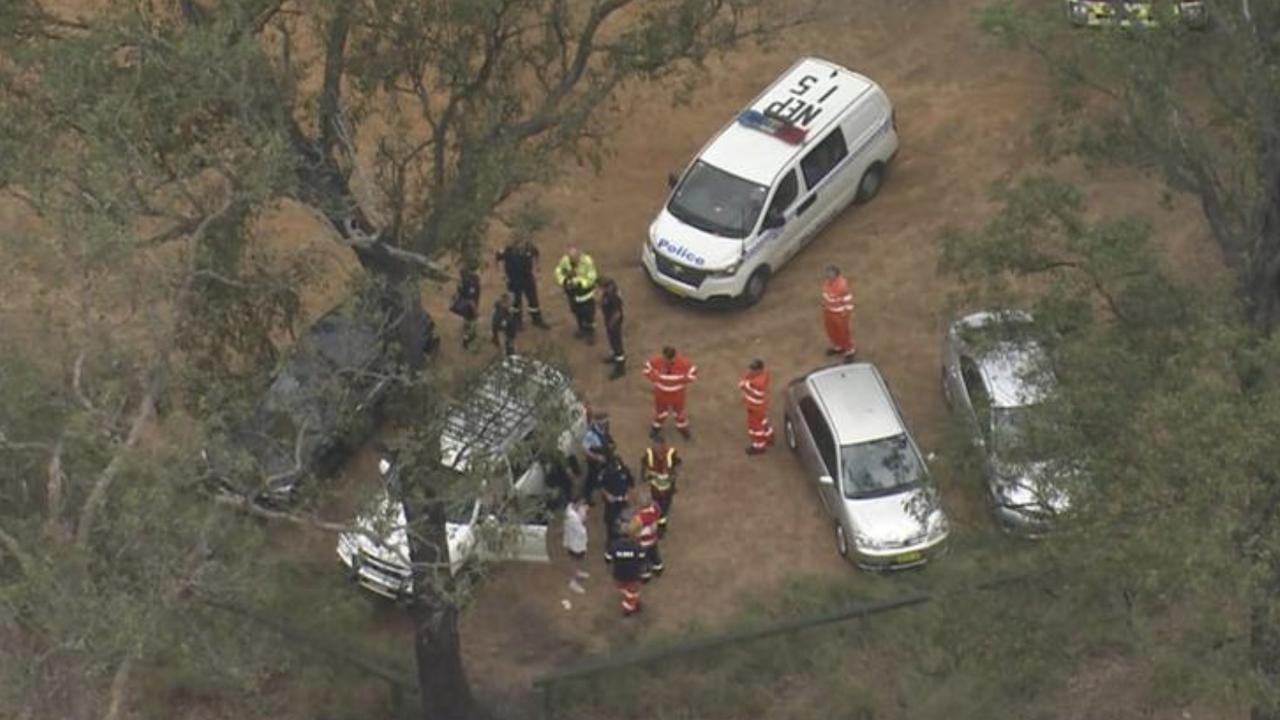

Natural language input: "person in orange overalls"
[629,491,664,580]
[822,265,856,361]
[738,358,775,456]
[643,346,698,440]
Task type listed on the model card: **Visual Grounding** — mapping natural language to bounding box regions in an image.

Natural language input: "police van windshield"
[667,161,768,239]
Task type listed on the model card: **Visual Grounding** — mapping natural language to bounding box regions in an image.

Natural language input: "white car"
[337,356,587,599]
[642,56,899,306]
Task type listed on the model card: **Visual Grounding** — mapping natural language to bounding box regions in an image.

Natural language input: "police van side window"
[800,127,849,189]
[765,171,798,221]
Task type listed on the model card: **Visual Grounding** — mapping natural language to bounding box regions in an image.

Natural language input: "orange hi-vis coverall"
[643,352,697,431]
[822,275,855,355]
[738,367,775,451]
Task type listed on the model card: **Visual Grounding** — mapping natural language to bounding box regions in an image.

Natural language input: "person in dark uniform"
[580,411,613,505]
[495,236,548,330]
[541,448,580,513]
[607,523,645,616]
[599,453,635,560]
[491,292,519,356]
[599,277,625,380]
[450,265,481,349]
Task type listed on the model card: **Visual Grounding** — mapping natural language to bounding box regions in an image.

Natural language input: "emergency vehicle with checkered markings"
[642,57,898,306]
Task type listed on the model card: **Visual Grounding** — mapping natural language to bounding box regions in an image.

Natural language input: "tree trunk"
[402,489,473,720]
[411,596,473,720]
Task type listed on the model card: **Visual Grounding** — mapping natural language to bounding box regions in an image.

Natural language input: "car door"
[798,396,841,515]
[752,169,805,268]
[796,126,851,238]
[508,429,547,496]
[835,98,887,208]
[475,464,551,564]
[957,357,997,473]
[942,324,966,408]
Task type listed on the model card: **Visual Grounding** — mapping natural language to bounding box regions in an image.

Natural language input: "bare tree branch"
[318,2,354,158]
[71,350,96,413]
[338,222,450,280]
[100,640,141,720]
[0,523,36,576]
[44,438,66,540]
[74,377,159,549]
[75,194,238,549]
[0,429,51,452]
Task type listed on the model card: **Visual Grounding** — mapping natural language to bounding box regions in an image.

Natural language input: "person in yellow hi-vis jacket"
[553,246,598,343]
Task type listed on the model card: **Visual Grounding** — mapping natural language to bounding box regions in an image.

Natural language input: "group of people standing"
[561,411,683,616]
[450,239,627,379]
[450,235,860,616]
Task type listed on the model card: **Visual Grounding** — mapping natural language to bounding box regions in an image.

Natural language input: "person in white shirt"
[563,499,591,594]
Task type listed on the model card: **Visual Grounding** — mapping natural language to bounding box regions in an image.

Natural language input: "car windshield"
[840,434,927,499]
[993,405,1051,463]
[666,161,768,239]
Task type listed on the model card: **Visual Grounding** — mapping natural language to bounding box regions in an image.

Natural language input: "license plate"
[894,551,922,564]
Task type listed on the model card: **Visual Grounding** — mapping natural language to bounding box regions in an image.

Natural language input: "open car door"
[475,515,550,563]
[476,465,550,563]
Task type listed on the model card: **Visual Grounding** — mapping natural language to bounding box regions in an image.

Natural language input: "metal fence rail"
[532,589,933,719]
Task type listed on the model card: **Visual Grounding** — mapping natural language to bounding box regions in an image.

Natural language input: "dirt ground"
[10,0,1220,717]
[409,0,1216,715]
[431,1,1223,716]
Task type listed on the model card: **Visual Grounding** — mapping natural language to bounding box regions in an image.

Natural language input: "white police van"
[642,57,898,305]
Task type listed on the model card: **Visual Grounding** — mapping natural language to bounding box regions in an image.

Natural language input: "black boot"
[609,360,626,380]
[532,312,550,329]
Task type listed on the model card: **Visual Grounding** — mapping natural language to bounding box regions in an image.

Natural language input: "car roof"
[979,343,1051,409]
[698,57,875,187]
[440,355,573,472]
[951,310,1053,408]
[806,363,904,445]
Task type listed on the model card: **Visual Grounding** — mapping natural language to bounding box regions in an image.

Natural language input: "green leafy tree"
[957,3,1280,716]
[1,1,792,717]
[935,174,1279,718]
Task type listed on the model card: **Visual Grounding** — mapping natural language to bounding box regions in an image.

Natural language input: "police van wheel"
[834,523,850,559]
[854,163,884,204]
[784,416,798,452]
[739,268,770,307]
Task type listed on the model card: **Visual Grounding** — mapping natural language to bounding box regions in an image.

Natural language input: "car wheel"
[854,163,885,204]
[784,416,798,452]
[739,267,770,307]
[834,523,850,558]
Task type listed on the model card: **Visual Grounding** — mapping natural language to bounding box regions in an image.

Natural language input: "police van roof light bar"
[736,109,808,145]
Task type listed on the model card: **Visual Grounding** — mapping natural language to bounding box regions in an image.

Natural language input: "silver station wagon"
[783,363,949,569]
